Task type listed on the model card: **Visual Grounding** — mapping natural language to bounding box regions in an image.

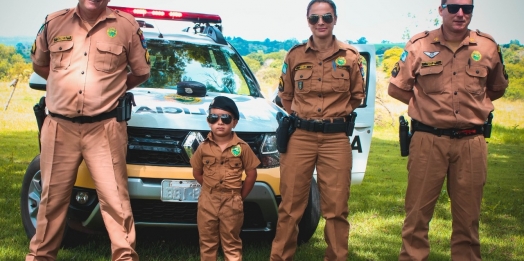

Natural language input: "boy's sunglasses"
[307,13,334,25]
[207,113,233,124]
[442,4,474,14]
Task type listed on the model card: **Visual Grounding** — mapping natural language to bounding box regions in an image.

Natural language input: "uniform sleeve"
[487,45,509,91]
[126,19,150,76]
[30,18,50,67]
[349,54,365,101]
[389,42,417,91]
[189,145,203,171]
[241,144,261,171]
[278,52,295,101]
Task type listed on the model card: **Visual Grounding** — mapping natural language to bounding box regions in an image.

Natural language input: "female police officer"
[270,1,365,260]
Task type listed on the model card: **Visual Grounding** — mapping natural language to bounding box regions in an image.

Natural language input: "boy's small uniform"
[190,132,260,261]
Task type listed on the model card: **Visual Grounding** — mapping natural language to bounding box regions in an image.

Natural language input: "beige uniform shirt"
[278,36,365,119]
[390,27,509,129]
[190,132,261,190]
[31,6,150,117]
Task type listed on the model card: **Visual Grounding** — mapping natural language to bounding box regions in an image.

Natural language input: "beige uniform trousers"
[399,132,487,261]
[26,116,137,261]
[270,129,352,261]
[197,188,244,261]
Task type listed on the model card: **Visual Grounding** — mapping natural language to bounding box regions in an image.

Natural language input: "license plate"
[161,180,201,202]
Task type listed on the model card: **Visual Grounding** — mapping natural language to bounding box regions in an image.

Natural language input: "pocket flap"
[294,69,312,81]
[466,66,488,78]
[228,158,242,168]
[96,42,123,55]
[202,156,215,166]
[419,64,443,76]
[331,70,350,79]
[49,41,74,52]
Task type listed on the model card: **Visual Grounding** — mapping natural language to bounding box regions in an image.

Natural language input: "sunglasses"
[307,13,334,25]
[207,113,233,124]
[442,4,474,14]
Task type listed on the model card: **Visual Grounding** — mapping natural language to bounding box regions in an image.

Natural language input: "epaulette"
[410,31,429,43]
[287,43,306,53]
[45,8,70,23]
[475,29,497,44]
[112,8,137,25]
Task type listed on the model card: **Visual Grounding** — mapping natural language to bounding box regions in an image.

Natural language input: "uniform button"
[300,75,303,78]
[454,91,458,95]
[319,62,322,65]
[205,160,209,163]
[453,72,456,75]
[221,161,223,165]
[87,34,90,37]
[455,110,459,114]
[59,47,62,50]
[341,73,344,77]
[79,90,82,94]
[77,110,81,113]
[317,108,321,112]
[84,52,87,56]
[219,180,223,184]
[453,54,456,58]
[235,163,239,166]
[81,71,84,74]
[318,94,321,97]
[476,70,479,74]
[318,78,321,81]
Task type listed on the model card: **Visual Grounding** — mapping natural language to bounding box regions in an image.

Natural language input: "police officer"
[270,1,365,260]
[28,1,150,260]
[388,0,508,260]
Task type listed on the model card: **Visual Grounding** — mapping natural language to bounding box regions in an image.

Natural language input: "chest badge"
[336,56,346,66]
[107,27,117,38]
[423,51,440,58]
[471,50,482,62]
[231,145,241,157]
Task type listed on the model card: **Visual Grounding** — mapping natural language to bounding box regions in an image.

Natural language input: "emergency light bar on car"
[108,6,222,24]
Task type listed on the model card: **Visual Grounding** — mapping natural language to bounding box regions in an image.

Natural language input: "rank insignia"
[391,62,400,78]
[137,29,146,49]
[433,37,439,42]
[145,49,150,64]
[423,51,440,58]
[278,76,284,92]
[282,62,288,74]
[53,36,72,42]
[400,50,408,62]
[471,50,482,62]
[298,81,303,90]
[31,40,36,55]
[336,56,346,66]
[295,64,313,70]
[107,27,117,38]
[231,145,241,157]
[421,61,442,67]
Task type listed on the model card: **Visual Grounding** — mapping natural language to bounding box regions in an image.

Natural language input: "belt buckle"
[313,119,324,132]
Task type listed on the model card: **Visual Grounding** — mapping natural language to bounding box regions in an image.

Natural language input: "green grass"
[1,83,523,260]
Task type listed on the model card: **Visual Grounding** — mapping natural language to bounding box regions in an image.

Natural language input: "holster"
[345,112,357,136]
[116,92,136,122]
[399,116,412,157]
[33,96,47,133]
[276,112,296,153]
[483,112,493,138]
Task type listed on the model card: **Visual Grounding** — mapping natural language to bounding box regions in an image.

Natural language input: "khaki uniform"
[389,27,508,261]
[28,6,150,261]
[271,36,365,261]
[190,132,260,261]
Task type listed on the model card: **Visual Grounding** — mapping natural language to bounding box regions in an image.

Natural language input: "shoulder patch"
[475,29,497,43]
[410,31,429,44]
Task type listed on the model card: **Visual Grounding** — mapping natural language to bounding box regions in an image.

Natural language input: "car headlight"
[259,134,279,168]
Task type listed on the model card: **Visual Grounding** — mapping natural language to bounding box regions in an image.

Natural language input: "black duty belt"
[412,120,484,139]
[49,109,117,124]
[294,117,347,133]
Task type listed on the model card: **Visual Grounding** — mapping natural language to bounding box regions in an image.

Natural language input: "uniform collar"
[205,131,244,149]
[432,26,475,46]
[305,35,345,53]
[73,5,117,23]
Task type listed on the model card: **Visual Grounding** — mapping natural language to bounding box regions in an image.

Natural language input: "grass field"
[0,81,523,260]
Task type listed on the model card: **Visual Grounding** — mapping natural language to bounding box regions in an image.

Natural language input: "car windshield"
[140,39,260,97]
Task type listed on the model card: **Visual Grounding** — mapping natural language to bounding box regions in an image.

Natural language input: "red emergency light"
[108,6,222,24]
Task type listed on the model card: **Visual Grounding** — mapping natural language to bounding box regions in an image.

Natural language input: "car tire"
[20,155,84,247]
[297,178,321,244]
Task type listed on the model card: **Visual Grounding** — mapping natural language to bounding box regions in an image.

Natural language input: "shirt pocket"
[331,69,350,92]
[224,158,243,187]
[294,69,313,94]
[49,41,74,70]
[202,156,216,177]
[94,42,124,73]
[465,66,488,95]
[417,64,444,94]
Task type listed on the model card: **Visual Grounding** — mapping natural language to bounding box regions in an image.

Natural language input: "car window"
[140,39,258,97]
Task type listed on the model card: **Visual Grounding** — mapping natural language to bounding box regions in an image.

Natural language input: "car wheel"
[20,155,84,247]
[297,178,321,244]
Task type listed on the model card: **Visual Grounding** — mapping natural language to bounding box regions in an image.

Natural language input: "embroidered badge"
[400,50,408,62]
[421,61,443,67]
[295,64,313,70]
[282,62,288,74]
[469,38,475,43]
[31,40,36,55]
[278,76,284,92]
[471,50,482,62]
[336,56,346,66]
[231,145,241,157]
[298,81,303,90]
[332,61,336,71]
[358,60,365,78]
[391,62,400,78]
[107,27,117,38]
[423,51,440,58]
[145,50,150,64]
[137,29,146,49]
[53,36,72,42]
[433,37,439,42]
[37,23,45,35]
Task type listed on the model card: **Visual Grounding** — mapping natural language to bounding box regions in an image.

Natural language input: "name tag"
[421,61,442,67]
[53,36,72,42]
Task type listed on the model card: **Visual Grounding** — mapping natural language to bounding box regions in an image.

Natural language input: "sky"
[1,0,522,44]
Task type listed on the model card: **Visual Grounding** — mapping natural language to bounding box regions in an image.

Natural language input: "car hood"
[128,88,281,132]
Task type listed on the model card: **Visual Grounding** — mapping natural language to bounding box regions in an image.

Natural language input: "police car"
[21,6,376,245]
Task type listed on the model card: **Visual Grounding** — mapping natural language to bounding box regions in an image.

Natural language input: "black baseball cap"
[209,96,239,120]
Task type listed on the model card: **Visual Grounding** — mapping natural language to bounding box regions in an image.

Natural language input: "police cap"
[209,96,239,120]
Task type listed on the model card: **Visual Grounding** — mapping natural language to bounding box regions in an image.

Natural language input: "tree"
[357,37,368,44]
[381,46,404,77]
[0,44,33,81]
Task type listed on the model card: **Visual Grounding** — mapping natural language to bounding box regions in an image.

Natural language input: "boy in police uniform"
[190,96,260,261]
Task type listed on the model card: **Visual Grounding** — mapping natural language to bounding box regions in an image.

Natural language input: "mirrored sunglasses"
[207,113,233,124]
[442,4,474,14]
[307,13,334,25]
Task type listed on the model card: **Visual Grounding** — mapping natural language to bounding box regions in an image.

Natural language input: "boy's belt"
[294,117,346,133]
[412,120,484,139]
[49,109,117,124]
